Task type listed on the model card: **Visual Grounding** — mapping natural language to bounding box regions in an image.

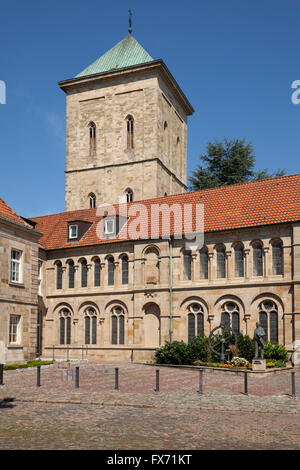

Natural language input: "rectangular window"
[9,315,21,343]
[104,219,115,235]
[69,225,78,239]
[10,249,22,283]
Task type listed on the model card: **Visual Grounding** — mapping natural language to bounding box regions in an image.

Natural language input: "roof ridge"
[30,172,300,221]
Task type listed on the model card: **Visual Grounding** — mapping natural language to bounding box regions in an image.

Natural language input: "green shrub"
[154,341,192,365]
[4,360,54,371]
[263,342,288,361]
[188,335,209,362]
[237,333,255,361]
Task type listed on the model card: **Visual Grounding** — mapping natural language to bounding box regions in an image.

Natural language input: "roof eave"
[58,59,194,116]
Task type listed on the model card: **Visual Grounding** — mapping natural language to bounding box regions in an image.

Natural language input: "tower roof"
[76,35,154,78]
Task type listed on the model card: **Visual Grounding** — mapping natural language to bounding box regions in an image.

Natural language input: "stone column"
[208,251,214,282]
[263,246,270,278]
[244,247,250,280]
[226,250,232,280]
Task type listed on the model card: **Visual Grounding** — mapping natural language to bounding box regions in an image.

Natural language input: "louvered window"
[89,122,96,156]
[126,116,134,149]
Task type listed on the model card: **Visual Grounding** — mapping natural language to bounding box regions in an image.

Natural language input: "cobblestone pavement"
[0,362,299,449]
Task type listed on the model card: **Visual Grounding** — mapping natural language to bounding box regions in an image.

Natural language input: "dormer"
[67,220,93,242]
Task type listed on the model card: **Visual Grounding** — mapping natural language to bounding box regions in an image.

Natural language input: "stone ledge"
[142,363,294,376]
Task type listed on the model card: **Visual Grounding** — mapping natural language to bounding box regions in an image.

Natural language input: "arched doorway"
[144,303,161,347]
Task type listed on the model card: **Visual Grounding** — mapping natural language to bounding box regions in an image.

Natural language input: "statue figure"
[254,322,266,359]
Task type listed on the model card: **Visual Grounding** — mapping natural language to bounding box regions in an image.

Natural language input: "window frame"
[10,249,22,283]
[104,219,115,235]
[9,314,21,344]
[69,225,78,239]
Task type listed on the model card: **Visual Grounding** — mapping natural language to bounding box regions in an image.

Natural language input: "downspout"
[169,237,173,343]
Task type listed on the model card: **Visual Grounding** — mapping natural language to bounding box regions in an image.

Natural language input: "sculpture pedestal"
[252,359,266,371]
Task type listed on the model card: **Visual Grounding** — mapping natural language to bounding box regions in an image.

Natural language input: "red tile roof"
[0,198,34,229]
[30,173,300,251]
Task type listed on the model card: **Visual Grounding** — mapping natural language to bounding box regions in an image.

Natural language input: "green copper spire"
[76,35,154,78]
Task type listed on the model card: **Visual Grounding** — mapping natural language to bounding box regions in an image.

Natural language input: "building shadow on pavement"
[0,398,16,409]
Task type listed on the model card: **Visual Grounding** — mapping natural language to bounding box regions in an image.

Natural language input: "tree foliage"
[189,138,285,191]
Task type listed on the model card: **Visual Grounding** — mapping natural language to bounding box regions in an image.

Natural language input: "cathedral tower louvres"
[59,34,194,211]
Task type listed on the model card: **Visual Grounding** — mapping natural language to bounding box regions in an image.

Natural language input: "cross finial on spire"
[128,8,132,35]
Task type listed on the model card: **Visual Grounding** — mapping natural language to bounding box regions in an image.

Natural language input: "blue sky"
[0,0,299,217]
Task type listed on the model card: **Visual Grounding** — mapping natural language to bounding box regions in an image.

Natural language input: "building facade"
[0,199,41,363]
[1,32,300,364]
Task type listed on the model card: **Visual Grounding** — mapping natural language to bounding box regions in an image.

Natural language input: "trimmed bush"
[4,360,54,371]
[263,342,288,362]
[188,335,209,363]
[236,333,255,362]
[154,341,192,365]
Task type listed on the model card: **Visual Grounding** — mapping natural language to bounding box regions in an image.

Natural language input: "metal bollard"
[115,368,119,391]
[155,369,160,392]
[291,371,296,398]
[243,371,248,395]
[75,367,79,388]
[37,366,41,387]
[197,369,203,394]
[0,364,3,386]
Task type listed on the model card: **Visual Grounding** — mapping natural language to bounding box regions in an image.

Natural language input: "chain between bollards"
[115,367,119,391]
[155,369,160,392]
[37,366,41,387]
[75,366,79,388]
[197,369,203,394]
[0,364,3,386]
[291,371,296,398]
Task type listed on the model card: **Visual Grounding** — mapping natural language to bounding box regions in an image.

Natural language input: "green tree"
[189,138,285,191]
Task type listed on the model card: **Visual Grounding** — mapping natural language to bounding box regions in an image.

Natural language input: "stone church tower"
[59,33,194,211]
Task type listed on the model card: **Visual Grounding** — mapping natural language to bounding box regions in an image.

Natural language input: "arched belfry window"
[125,188,133,203]
[163,121,168,155]
[126,115,134,149]
[89,193,96,209]
[88,122,96,156]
